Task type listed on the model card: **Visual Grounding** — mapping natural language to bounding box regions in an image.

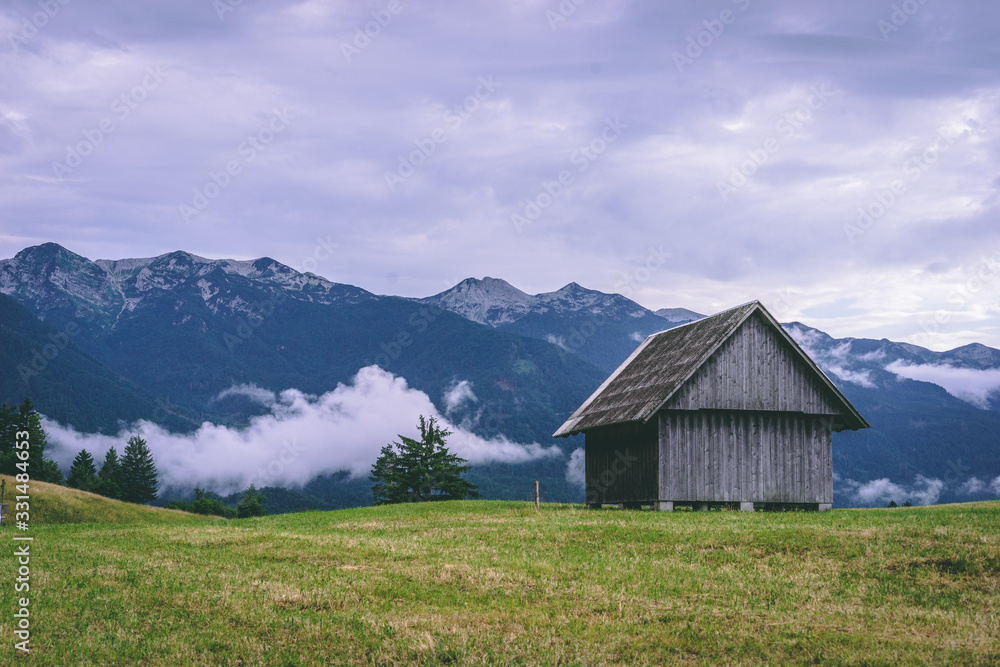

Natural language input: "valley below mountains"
[2,242,999,510]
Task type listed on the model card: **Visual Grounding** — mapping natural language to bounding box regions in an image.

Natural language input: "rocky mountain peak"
[425,277,666,327]
[2,243,124,322]
[0,244,377,335]
[655,307,705,324]
[425,277,534,325]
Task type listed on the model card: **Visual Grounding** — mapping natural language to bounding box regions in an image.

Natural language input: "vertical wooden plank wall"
[648,312,838,505]
[584,421,658,504]
[658,411,833,504]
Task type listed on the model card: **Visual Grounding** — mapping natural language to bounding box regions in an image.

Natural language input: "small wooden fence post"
[535,480,539,511]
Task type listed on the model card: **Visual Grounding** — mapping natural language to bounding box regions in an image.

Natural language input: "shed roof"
[553,300,870,436]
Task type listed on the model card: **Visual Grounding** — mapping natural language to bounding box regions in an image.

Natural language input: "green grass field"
[1,476,998,665]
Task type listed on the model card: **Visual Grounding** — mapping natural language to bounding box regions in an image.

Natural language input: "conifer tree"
[369,415,479,505]
[67,449,99,492]
[97,446,124,500]
[0,399,63,483]
[120,435,159,503]
[237,484,267,518]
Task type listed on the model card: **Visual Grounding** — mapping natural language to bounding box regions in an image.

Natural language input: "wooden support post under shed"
[740,502,754,512]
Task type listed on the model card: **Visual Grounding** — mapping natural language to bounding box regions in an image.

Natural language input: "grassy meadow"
[1,476,999,665]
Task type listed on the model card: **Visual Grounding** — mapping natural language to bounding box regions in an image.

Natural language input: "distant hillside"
[0,293,195,432]
[782,322,1000,503]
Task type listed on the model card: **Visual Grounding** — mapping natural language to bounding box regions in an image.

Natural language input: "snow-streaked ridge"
[0,244,376,331]
[424,277,668,327]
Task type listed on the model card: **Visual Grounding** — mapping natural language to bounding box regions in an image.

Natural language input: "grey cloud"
[565,447,585,489]
[2,0,1000,347]
[886,361,1000,409]
[838,474,944,507]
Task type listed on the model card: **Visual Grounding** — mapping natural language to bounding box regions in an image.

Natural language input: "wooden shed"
[553,301,869,511]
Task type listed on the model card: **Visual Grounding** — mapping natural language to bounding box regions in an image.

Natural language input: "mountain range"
[1,242,998,508]
[422,277,700,372]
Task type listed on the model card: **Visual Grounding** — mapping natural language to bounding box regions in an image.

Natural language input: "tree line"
[3,399,480,515]
[64,435,159,504]
[0,399,265,518]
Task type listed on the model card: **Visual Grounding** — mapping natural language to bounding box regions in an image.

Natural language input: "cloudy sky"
[1,0,998,349]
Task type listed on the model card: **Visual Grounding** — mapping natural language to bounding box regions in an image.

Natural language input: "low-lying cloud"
[785,325,876,388]
[566,448,586,488]
[836,474,944,507]
[826,366,875,389]
[443,380,478,415]
[44,366,562,496]
[958,475,1000,496]
[885,361,1000,409]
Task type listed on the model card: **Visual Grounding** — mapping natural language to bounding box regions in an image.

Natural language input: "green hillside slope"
[0,474,218,526]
